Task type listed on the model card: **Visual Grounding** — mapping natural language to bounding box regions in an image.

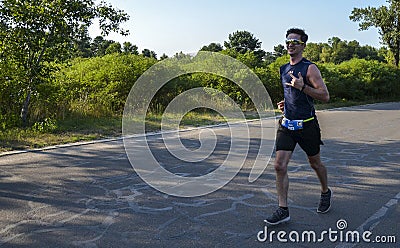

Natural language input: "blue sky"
[89,0,386,57]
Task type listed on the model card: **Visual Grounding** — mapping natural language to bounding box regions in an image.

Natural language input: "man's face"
[286,33,305,56]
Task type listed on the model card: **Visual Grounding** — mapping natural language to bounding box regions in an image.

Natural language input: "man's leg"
[274,150,293,207]
[267,124,296,225]
[307,152,328,193]
[265,150,292,225]
[308,152,332,213]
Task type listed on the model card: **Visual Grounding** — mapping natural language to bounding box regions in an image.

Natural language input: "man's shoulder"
[280,62,291,70]
[301,58,314,65]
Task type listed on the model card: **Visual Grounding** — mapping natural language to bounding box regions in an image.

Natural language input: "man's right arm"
[277,100,284,113]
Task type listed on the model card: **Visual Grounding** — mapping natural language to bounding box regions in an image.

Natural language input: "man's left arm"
[304,64,330,103]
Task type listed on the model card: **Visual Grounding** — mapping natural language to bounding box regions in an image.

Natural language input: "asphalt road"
[0,102,399,248]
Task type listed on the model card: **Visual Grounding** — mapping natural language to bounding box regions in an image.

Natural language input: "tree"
[328,37,353,64]
[263,52,276,65]
[350,0,400,66]
[320,44,333,63]
[224,30,261,53]
[73,26,93,58]
[91,36,109,56]
[378,46,394,63]
[160,53,169,60]
[56,54,158,116]
[200,42,223,52]
[123,42,139,55]
[224,30,266,66]
[173,51,192,60]
[303,42,322,62]
[106,42,122,54]
[272,44,287,58]
[142,49,157,59]
[0,0,129,126]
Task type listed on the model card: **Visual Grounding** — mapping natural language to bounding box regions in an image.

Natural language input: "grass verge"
[0,116,121,153]
[1,98,398,153]
[0,111,231,153]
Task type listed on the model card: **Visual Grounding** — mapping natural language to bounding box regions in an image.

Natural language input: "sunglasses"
[285,39,305,46]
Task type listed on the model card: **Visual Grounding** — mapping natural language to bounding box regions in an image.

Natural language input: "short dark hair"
[286,28,308,43]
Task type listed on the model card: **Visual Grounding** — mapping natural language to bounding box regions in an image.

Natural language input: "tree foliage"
[321,59,400,100]
[313,37,385,64]
[224,30,261,52]
[53,54,157,117]
[106,42,122,54]
[142,49,157,59]
[0,0,129,125]
[200,42,223,52]
[123,42,139,55]
[350,0,400,66]
[1,1,399,133]
[223,30,266,67]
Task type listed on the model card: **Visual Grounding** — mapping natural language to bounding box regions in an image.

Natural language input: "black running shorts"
[275,117,324,157]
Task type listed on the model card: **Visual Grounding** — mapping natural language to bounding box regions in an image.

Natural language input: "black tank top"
[280,58,315,120]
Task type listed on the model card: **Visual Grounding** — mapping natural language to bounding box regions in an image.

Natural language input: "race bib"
[281,117,303,131]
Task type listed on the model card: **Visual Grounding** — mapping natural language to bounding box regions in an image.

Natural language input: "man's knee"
[274,150,292,173]
[308,154,324,170]
[274,160,288,174]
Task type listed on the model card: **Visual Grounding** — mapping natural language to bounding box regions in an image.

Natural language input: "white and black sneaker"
[317,188,332,213]
[265,207,290,225]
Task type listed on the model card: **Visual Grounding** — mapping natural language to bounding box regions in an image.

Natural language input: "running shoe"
[317,188,332,213]
[265,207,290,225]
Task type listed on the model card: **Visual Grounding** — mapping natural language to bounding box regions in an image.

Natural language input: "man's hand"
[277,100,284,113]
[285,71,305,90]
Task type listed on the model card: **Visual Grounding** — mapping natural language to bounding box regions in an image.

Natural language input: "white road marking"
[335,191,400,248]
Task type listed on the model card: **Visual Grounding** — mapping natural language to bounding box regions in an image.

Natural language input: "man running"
[266,28,332,225]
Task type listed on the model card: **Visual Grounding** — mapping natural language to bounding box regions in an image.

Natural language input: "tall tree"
[328,37,353,64]
[350,0,400,66]
[224,30,266,66]
[73,26,93,58]
[224,30,261,53]
[272,44,287,58]
[142,49,157,59]
[160,53,169,60]
[91,36,116,56]
[123,42,139,55]
[106,42,122,54]
[303,42,322,62]
[200,42,223,52]
[0,0,129,125]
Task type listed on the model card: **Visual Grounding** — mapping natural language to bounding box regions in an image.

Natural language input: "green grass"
[145,111,227,131]
[0,116,121,153]
[1,98,399,153]
[0,112,229,153]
